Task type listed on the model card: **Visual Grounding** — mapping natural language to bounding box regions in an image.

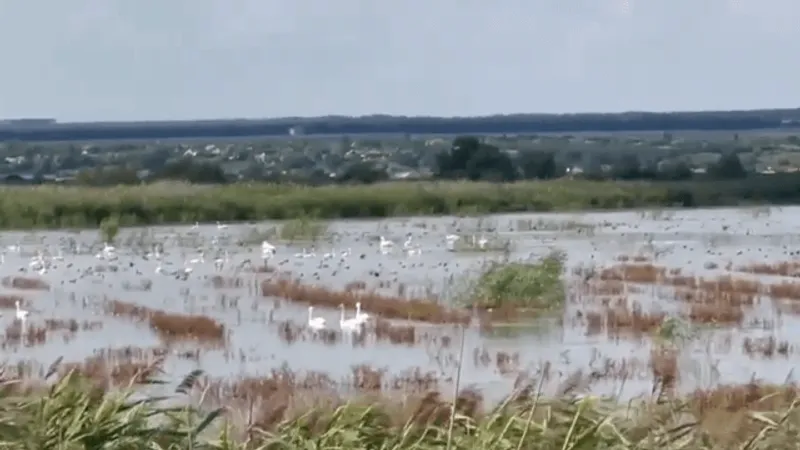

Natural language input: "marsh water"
[1,206,798,401]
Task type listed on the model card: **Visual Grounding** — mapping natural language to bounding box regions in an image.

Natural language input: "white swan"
[216,221,228,230]
[15,300,28,321]
[214,251,229,270]
[308,306,326,330]
[188,251,205,264]
[339,304,361,331]
[354,302,370,324]
[445,234,460,251]
[261,240,276,253]
[380,236,394,253]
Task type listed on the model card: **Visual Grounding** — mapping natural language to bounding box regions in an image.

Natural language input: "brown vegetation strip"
[261,278,470,325]
[104,299,226,347]
[600,263,800,302]
[737,261,800,277]
[1,277,49,290]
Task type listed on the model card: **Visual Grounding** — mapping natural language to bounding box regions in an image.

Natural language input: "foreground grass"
[0,180,672,229]
[6,365,800,449]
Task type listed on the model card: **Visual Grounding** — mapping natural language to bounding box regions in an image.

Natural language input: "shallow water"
[1,205,799,402]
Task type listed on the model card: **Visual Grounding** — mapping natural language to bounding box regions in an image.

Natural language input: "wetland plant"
[2,361,800,448]
[466,250,566,311]
[277,215,329,243]
[448,233,512,253]
[99,215,121,244]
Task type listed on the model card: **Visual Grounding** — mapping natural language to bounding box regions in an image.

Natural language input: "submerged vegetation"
[276,216,329,242]
[467,251,566,311]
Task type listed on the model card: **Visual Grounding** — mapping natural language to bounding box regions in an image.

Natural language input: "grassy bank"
[0,180,674,229]
[5,366,800,449]
[0,175,797,229]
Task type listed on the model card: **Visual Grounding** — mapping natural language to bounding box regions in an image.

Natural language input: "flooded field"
[1,205,800,403]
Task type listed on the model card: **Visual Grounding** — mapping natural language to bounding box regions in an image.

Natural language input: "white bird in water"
[191,222,199,231]
[261,240,276,254]
[379,236,394,249]
[188,252,205,264]
[354,302,370,324]
[214,251,229,270]
[307,306,326,330]
[339,304,361,331]
[216,222,228,230]
[15,300,28,321]
[445,234,460,251]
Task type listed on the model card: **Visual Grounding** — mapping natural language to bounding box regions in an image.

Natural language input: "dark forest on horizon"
[2,107,800,142]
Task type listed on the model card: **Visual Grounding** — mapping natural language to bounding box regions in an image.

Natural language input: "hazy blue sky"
[1,0,798,121]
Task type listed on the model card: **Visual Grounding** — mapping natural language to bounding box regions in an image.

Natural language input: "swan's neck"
[340,308,346,323]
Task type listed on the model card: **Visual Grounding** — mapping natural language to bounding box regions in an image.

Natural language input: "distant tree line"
[1,108,799,142]
[432,136,749,183]
[68,136,755,186]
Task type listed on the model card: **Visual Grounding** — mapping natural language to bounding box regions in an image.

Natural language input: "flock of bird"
[0,221,502,335]
[307,302,370,332]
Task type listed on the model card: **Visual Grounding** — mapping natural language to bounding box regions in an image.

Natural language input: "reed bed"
[737,261,800,277]
[261,277,471,325]
[1,276,50,290]
[599,262,800,302]
[1,357,800,448]
[103,299,227,347]
[0,180,669,228]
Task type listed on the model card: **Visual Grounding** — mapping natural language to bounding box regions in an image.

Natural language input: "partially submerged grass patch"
[515,218,596,234]
[464,251,566,312]
[277,216,329,242]
[261,277,471,325]
[448,233,513,253]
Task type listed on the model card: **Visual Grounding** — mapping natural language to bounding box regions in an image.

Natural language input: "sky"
[0,0,798,122]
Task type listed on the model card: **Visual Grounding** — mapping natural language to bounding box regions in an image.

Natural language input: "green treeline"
[1,107,795,141]
[0,176,795,230]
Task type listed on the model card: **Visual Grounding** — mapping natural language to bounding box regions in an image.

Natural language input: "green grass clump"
[0,180,671,229]
[99,215,120,243]
[469,251,566,310]
[277,216,329,242]
[449,233,512,253]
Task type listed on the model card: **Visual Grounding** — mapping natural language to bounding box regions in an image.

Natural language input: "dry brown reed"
[688,382,800,446]
[737,261,800,277]
[594,302,666,337]
[261,278,470,325]
[1,276,49,290]
[742,336,791,358]
[0,295,24,309]
[60,354,165,386]
[103,299,226,347]
[598,263,800,309]
[271,317,451,350]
